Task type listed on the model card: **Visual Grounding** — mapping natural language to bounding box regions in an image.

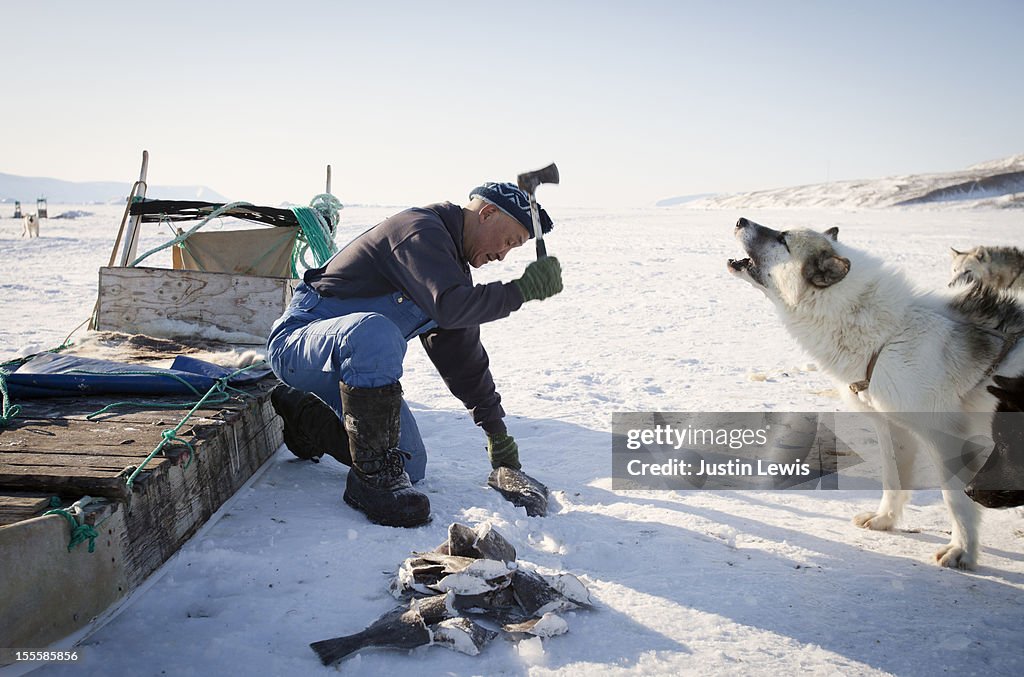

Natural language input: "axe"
[516,163,559,259]
[485,163,560,517]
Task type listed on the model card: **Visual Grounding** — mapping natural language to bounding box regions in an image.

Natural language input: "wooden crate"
[0,379,283,651]
[95,267,299,345]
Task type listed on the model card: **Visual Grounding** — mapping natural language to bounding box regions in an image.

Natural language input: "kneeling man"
[267,182,562,527]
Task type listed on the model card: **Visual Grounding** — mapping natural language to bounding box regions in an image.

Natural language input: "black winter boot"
[270,384,351,465]
[340,381,430,527]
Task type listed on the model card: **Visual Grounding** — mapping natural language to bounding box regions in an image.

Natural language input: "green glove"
[513,257,563,303]
[487,433,522,470]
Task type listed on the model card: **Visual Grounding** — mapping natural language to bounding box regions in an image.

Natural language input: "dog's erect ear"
[951,247,965,257]
[805,253,851,288]
[824,226,839,241]
[975,247,989,262]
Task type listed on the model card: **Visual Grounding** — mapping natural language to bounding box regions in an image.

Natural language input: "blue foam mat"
[4,352,272,398]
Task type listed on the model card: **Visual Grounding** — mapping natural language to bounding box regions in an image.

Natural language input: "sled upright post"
[118,150,150,267]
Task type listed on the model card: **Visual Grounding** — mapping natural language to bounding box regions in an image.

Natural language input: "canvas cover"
[172,227,299,277]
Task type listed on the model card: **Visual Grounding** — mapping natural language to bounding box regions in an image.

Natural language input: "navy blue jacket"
[304,202,523,434]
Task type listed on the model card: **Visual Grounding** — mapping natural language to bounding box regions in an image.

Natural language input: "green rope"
[176,238,204,272]
[310,192,343,233]
[86,396,227,420]
[84,366,258,419]
[68,368,211,420]
[69,368,207,395]
[290,194,341,276]
[159,428,196,470]
[124,360,267,491]
[43,506,99,553]
[0,367,21,428]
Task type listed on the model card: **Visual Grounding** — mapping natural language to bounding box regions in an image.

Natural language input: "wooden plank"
[0,379,279,499]
[0,493,55,526]
[95,266,299,344]
[0,467,134,500]
[1,437,174,455]
[0,494,53,509]
[0,447,172,459]
[0,418,185,455]
[1,412,188,498]
[0,390,281,449]
[1,453,152,468]
[0,464,158,478]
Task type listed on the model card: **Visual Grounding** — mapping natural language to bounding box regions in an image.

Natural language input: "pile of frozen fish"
[310,522,592,665]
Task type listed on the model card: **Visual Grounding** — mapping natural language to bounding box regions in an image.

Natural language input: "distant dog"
[22,213,40,238]
[949,245,1024,291]
[727,217,1024,569]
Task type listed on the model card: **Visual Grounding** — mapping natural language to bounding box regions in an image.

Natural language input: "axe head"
[517,163,560,194]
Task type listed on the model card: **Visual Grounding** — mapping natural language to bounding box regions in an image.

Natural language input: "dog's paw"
[934,543,977,570]
[852,511,896,530]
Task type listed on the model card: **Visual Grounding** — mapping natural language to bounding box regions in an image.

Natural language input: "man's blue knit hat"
[469,182,553,238]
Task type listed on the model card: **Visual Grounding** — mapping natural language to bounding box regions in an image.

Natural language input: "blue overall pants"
[266,283,437,482]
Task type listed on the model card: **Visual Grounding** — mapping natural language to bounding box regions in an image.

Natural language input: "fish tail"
[309,634,364,666]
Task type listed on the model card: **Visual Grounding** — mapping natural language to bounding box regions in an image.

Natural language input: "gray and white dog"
[949,245,1024,291]
[728,217,1024,569]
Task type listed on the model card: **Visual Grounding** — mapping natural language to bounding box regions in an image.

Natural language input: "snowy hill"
[654,193,720,207]
[0,172,228,204]
[672,154,1024,210]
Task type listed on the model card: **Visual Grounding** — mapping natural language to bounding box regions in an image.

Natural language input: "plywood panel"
[95,266,299,344]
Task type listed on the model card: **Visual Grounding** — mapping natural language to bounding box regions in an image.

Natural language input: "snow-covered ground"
[3,204,1024,676]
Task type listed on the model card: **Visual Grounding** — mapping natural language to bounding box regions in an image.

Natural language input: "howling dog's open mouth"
[728,257,752,273]
[727,253,764,286]
[730,218,769,285]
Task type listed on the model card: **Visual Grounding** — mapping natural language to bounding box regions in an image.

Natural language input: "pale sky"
[3,0,1022,208]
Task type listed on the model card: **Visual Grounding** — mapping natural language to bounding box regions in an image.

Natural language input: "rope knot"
[44,506,99,553]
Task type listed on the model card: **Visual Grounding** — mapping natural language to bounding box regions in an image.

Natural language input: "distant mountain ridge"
[666,153,1024,210]
[0,172,228,204]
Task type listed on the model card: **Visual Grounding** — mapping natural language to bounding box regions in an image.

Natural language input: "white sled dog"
[727,217,1024,569]
[22,213,40,238]
[949,245,1024,291]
